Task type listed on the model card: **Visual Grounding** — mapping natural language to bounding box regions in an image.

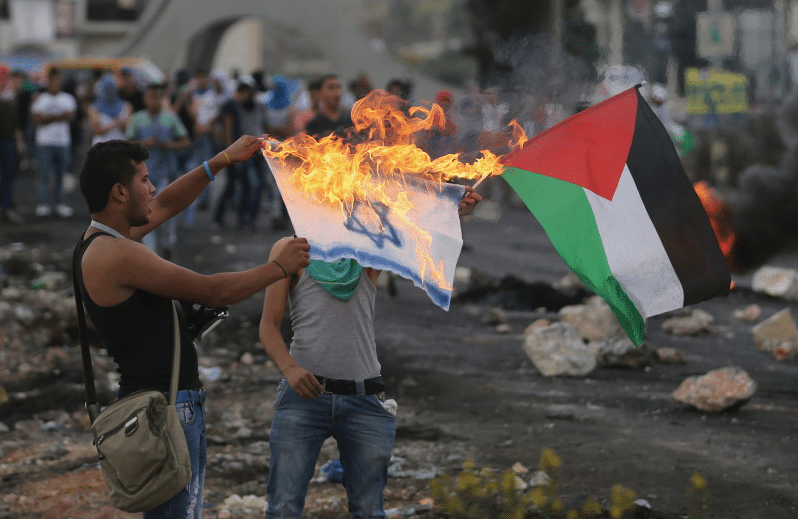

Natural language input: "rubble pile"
[0,243,112,421]
[2,241,796,516]
[467,271,796,413]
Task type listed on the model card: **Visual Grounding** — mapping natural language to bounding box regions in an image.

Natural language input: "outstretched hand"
[223,135,267,164]
[275,237,311,276]
[458,185,483,216]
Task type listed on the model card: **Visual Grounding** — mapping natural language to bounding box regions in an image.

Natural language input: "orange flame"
[263,90,527,290]
[694,181,737,272]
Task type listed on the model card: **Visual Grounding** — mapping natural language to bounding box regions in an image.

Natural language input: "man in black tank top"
[76,136,311,518]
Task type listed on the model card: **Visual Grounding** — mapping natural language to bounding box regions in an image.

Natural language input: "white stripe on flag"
[265,155,465,310]
[585,165,684,318]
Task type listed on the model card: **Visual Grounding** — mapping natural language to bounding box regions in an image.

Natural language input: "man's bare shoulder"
[269,236,296,259]
[82,233,157,274]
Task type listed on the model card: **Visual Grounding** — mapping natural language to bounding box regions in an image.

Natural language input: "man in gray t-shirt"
[259,187,481,518]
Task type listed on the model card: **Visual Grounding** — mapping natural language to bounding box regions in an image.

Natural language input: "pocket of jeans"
[374,395,397,417]
[273,379,290,410]
[176,401,196,425]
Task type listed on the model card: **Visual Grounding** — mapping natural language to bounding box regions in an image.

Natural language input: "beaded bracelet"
[202,161,214,181]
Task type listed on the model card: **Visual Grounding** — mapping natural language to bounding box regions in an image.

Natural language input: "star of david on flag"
[264,154,466,310]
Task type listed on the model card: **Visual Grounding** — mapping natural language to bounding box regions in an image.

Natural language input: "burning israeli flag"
[265,153,466,310]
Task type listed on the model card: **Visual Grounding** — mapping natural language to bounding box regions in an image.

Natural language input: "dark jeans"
[0,137,17,210]
[213,163,250,228]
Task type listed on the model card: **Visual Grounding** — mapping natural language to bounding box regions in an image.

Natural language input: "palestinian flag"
[501,86,730,345]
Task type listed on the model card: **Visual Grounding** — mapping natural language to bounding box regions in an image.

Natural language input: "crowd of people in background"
[0,62,561,255]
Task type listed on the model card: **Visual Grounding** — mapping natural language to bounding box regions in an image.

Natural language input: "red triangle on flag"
[501,87,638,201]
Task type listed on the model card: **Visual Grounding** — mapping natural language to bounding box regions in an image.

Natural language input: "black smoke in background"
[726,89,798,272]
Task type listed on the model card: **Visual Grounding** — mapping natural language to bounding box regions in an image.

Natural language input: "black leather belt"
[314,375,385,395]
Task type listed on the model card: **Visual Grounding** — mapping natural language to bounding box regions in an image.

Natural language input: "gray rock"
[672,366,757,412]
[496,323,512,334]
[751,308,798,361]
[480,307,507,326]
[591,337,655,368]
[733,304,762,322]
[655,347,688,364]
[523,322,596,377]
[752,266,798,301]
[559,295,624,341]
[661,309,715,336]
[13,305,36,326]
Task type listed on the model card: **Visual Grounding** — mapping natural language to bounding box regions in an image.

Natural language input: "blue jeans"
[141,175,177,255]
[173,147,198,228]
[143,388,207,519]
[36,144,71,207]
[266,381,396,519]
[241,156,266,228]
[213,163,249,228]
[193,134,217,209]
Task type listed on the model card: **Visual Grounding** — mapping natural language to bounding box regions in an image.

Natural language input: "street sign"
[685,67,748,115]
[696,11,735,59]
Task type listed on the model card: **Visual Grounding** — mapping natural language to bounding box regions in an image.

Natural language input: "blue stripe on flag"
[310,244,454,310]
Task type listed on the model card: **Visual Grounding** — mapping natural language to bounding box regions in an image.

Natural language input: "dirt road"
[1,170,797,518]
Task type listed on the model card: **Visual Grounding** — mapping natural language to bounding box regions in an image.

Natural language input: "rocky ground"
[1,171,797,518]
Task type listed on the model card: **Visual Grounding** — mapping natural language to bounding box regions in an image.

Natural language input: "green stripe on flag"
[502,166,646,345]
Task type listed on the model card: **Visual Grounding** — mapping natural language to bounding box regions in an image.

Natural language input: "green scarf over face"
[305,258,363,301]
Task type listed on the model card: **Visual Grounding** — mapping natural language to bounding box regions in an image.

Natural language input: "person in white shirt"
[31,68,77,218]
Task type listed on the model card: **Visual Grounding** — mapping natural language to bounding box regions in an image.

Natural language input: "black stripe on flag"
[625,89,730,305]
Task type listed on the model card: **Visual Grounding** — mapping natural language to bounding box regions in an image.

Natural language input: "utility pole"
[551,0,564,62]
[608,0,624,66]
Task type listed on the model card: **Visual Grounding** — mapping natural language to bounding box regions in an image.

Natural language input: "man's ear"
[110,183,127,204]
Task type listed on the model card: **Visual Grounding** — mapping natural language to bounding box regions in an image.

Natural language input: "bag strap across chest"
[72,233,181,422]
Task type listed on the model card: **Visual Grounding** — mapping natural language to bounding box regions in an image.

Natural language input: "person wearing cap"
[0,65,25,223]
[30,67,77,218]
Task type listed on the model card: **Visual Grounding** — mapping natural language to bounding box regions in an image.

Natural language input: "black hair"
[79,140,149,213]
[308,77,324,91]
[385,78,411,100]
[145,82,166,93]
[319,73,339,87]
[251,70,266,91]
